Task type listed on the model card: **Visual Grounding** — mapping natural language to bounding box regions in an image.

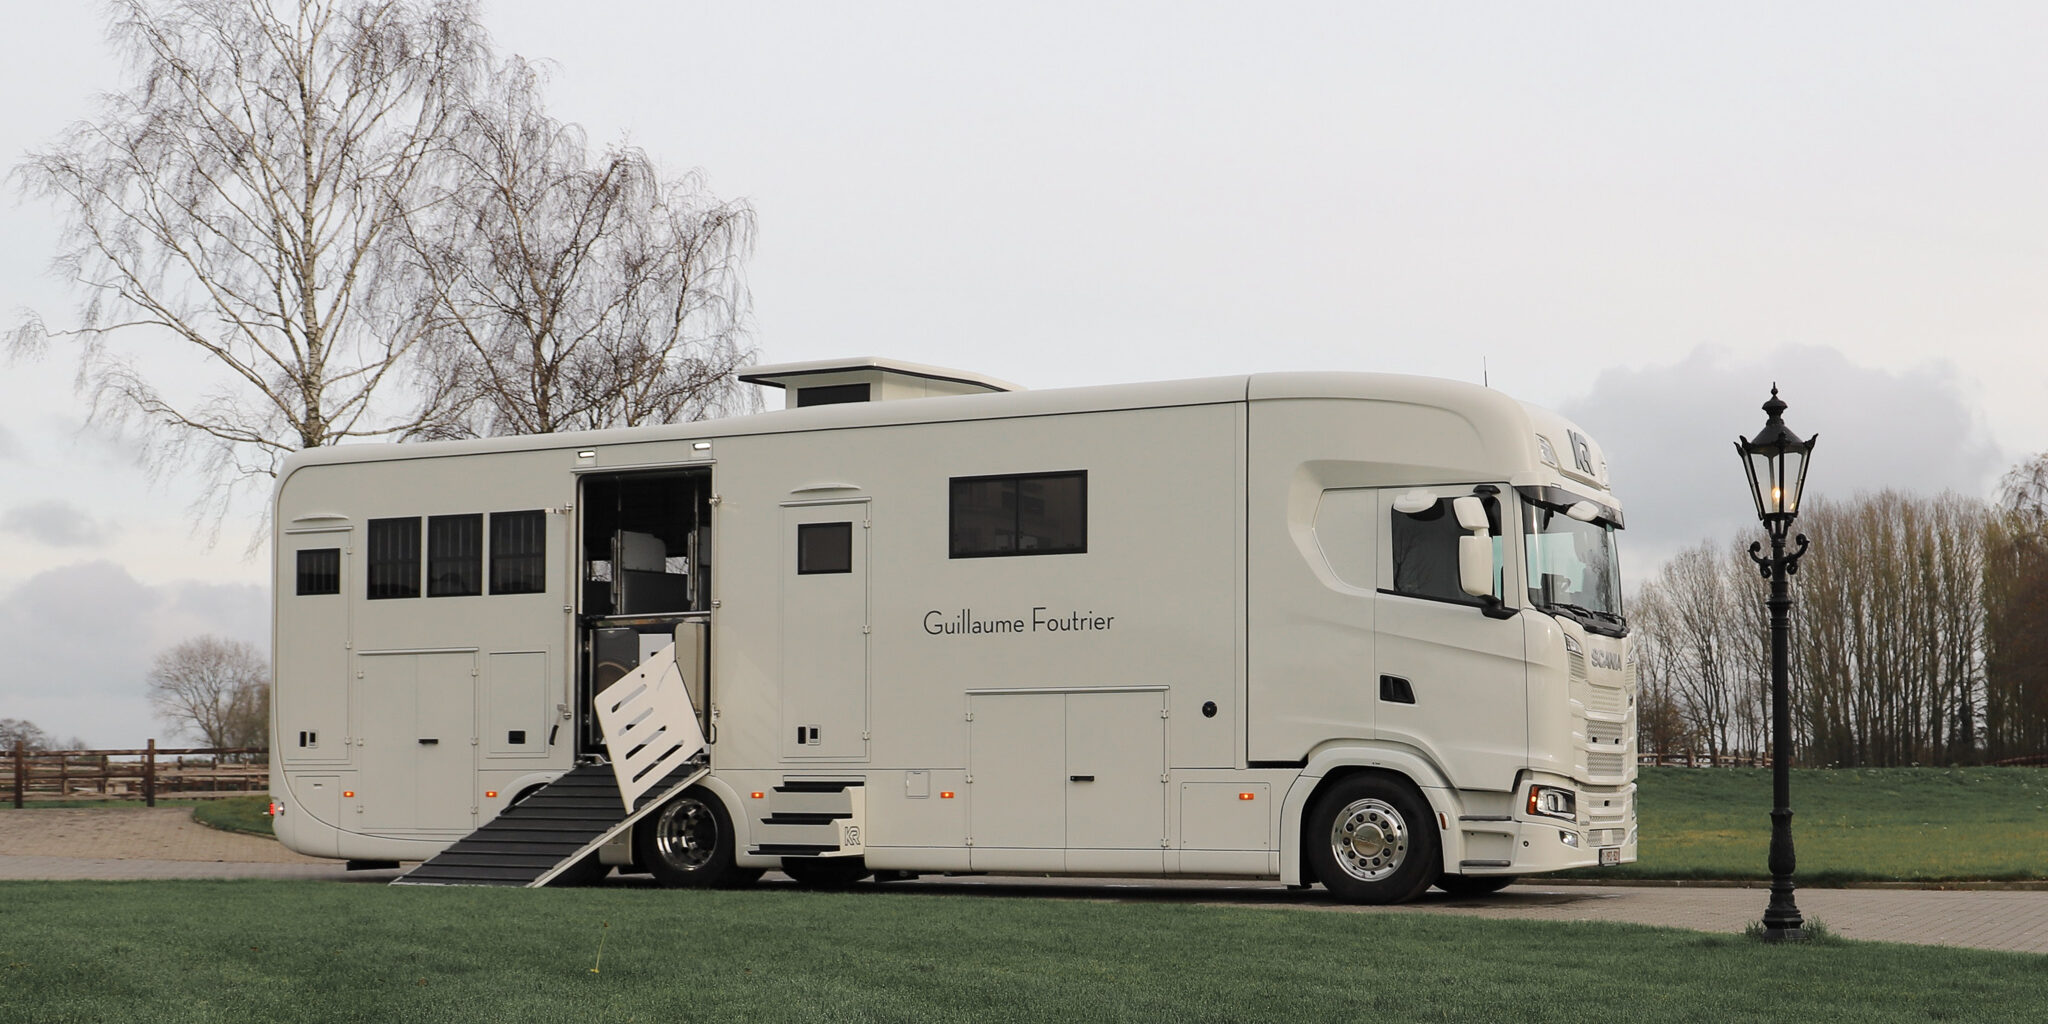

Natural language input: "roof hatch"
[739,357,1022,408]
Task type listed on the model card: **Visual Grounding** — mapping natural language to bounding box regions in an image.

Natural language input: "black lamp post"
[1735,385,1817,942]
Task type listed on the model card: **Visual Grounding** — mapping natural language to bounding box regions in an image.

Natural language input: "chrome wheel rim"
[653,797,717,870]
[1329,797,1408,882]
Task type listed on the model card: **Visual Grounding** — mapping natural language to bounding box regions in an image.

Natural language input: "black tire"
[781,857,871,889]
[635,788,757,888]
[1304,774,1441,905]
[1434,873,1516,897]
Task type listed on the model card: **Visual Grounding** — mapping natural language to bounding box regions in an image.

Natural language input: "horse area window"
[296,548,340,596]
[428,514,483,597]
[490,510,547,595]
[366,517,421,600]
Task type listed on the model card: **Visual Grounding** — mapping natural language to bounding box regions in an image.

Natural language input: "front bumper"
[1453,777,1637,876]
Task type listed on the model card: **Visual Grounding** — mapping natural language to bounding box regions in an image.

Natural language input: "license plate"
[1600,847,1621,866]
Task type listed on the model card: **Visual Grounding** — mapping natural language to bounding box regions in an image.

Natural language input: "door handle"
[1069,775,1095,782]
[418,738,439,745]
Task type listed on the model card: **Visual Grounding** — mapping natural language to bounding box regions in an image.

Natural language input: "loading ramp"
[391,760,707,887]
[394,630,711,887]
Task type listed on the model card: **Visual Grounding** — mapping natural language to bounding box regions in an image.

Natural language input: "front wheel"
[1304,775,1441,905]
[635,788,758,888]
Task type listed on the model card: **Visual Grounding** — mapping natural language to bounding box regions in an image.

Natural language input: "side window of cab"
[1386,489,1503,605]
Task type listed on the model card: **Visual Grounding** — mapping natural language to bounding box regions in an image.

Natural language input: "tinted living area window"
[949,471,1086,558]
[427,514,482,597]
[296,548,340,596]
[366,517,421,599]
[490,510,547,595]
[796,383,869,407]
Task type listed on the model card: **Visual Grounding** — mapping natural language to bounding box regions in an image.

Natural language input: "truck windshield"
[1523,498,1625,636]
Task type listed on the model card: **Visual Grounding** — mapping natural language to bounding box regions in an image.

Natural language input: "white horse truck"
[267,358,1635,903]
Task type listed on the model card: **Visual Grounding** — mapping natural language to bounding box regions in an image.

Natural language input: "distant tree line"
[1632,455,2048,766]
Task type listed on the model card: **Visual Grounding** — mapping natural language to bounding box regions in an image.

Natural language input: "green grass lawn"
[1569,766,2048,884]
[191,795,275,837]
[1,881,2044,1023]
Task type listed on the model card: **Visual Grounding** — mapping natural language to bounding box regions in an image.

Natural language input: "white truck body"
[269,361,1636,898]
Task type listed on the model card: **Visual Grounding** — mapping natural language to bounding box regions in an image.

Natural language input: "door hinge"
[1160,838,1170,848]
[709,495,722,506]
[862,625,871,635]
[964,712,974,722]
[965,836,974,846]
[965,774,974,784]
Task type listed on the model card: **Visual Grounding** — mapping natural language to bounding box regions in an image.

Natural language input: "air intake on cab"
[738,357,1022,408]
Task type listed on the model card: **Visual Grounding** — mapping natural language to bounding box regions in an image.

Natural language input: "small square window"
[798,522,853,574]
[296,548,340,596]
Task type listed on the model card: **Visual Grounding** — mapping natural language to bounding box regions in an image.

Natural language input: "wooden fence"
[6,742,268,808]
[1637,751,1769,768]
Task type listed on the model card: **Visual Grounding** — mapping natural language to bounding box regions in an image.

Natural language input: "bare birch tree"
[398,57,757,437]
[10,1,487,521]
[147,635,270,749]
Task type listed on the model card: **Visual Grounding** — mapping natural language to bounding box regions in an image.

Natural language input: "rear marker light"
[267,801,282,817]
[940,791,955,799]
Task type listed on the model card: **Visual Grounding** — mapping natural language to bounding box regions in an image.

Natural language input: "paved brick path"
[4,808,2044,953]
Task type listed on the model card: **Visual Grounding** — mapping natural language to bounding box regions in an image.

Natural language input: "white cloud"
[0,561,266,747]
[2,498,115,547]
[1558,345,2005,578]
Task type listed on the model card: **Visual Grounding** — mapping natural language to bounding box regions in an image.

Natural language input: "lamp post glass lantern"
[1735,384,1816,943]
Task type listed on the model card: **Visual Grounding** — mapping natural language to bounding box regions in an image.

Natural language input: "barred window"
[366,518,421,599]
[427,514,483,597]
[296,548,340,596]
[490,510,547,595]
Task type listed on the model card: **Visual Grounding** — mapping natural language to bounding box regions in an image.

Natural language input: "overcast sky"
[3,3,2045,745]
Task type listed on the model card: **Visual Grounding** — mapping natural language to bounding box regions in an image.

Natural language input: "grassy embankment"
[1569,765,2048,884]
[2,880,2046,1023]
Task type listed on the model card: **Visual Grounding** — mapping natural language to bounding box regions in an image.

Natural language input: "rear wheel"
[781,857,871,889]
[1304,775,1441,905]
[1434,873,1516,897]
[635,788,757,888]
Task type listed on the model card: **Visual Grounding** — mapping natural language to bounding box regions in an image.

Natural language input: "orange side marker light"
[939,791,955,799]
[751,791,765,799]
[485,790,498,799]
[342,790,355,798]
[1239,792,1256,800]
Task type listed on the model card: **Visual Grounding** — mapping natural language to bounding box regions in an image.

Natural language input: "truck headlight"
[1528,785,1576,822]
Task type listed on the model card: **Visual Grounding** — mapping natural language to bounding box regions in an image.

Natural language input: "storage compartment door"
[967,693,1065,849]
[1065,690,1167,850]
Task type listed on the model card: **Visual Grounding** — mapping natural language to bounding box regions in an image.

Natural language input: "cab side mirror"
[1452,496,1493,599]
[1458,534,1494,598]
